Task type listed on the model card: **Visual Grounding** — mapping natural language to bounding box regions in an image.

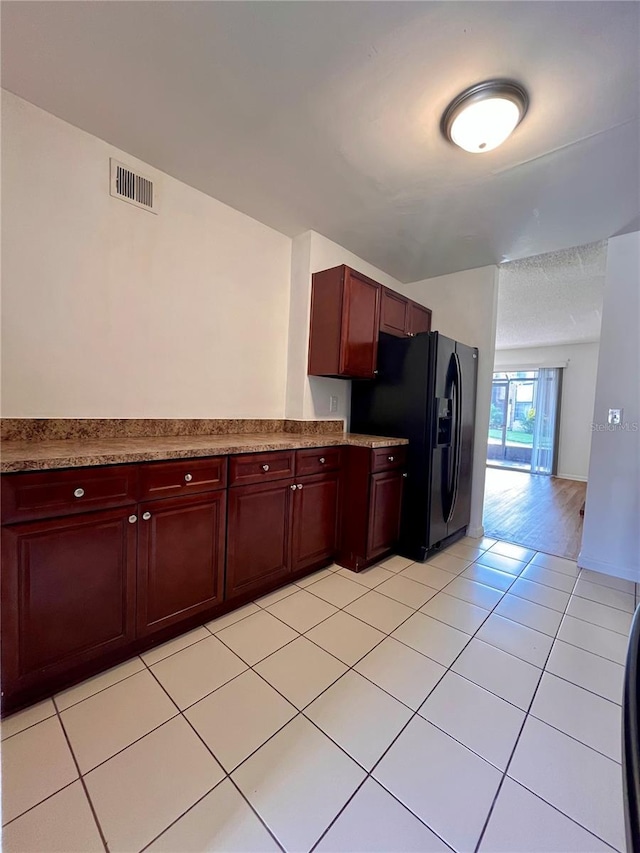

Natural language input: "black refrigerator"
[351,331,478,562]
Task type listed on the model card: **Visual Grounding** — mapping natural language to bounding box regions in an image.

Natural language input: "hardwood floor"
[483,467,587,560]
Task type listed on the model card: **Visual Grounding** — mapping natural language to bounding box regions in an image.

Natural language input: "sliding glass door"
[487,368,562,475]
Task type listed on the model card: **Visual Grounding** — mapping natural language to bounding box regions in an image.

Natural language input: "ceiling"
[496,241,606,350]
[2,2,639,282]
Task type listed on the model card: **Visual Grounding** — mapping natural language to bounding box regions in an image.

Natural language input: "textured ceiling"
[2,2,639,282]
[496,241,606,350]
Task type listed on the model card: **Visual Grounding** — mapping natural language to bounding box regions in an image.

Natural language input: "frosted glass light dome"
[442,81,528,154]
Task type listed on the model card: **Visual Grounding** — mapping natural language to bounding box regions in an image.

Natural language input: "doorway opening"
[486,368,562,475]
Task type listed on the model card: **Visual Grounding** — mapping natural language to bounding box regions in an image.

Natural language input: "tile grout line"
[7,542,622,850]
[51,696,110,852]
[472,570,621,853]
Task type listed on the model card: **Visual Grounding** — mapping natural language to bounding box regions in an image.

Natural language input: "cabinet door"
[380,288,409,337]
[291,472,340,573]
[1,509,136,698]
[341,271,380,378]
[367,470,404,560]
[137,493,225,636]
[407,302,432,336]
[226,480,293,599]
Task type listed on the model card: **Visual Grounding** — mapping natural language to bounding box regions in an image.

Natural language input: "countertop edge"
[0,433,409,473]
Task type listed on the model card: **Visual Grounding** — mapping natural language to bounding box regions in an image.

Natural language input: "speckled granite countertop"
[0,432,409,473]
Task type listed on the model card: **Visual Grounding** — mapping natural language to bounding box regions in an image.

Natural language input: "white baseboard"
[577,552,640,583]
[555,473,588,482]
[466,525,485,539]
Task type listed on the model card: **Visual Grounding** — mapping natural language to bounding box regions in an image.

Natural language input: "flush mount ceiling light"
[442,80,528,154]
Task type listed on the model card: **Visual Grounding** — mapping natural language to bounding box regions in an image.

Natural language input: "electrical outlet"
[329,395,339,414]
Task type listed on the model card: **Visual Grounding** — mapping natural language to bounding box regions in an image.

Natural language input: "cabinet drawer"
[229,451,295,487]
[1,465,138,524]
[139,457,227,500]
[295,447,342,476]
[371,446,407,473]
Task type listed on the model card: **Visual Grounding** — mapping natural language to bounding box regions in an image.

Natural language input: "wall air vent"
[110,158,158,213]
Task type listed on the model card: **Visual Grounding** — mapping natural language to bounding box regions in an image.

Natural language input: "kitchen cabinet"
[308,265,381,379]
[136,492,225,636]
[379,287,432,339]
[1,509,137,703]
[1,439,411,712]
[308,266,432,378]
[380,288,409,337]
[338,445,407,571]
[226,479,294,600]
[291,471,340,572]
[407,302,432,336]
[226,448,343,599]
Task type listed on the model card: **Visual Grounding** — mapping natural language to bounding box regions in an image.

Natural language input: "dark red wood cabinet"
[308,265,381,379]
[308,266,431,378]
[1,508,137,702]
[291,471,340,573]
[136,492,226,636]
[379,287,432,339]
[0,441,409,711]
[337,445,406,571]
[226,479,294,600]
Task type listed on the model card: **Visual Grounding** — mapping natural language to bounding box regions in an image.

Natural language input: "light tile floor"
[1,537,636,853]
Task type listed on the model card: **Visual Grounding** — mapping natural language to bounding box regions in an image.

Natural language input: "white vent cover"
[110,158,158,213]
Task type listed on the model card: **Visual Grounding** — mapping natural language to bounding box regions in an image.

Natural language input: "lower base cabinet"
[338,447,406,570]
[0,442,405,712]
[1,509,137,702]
[226,480,293,600]
[136,492,226,636]
[291,472,340,572]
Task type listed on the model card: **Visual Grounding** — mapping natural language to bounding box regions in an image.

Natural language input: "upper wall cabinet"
[380,287,432,338]
[308,265,381,379]
[308,266,433,379]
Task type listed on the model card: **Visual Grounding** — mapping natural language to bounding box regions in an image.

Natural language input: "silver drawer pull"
[184,473,193,482]
[402,473,408,478]
[73,487,85,498]
[297,483,303,489]
[262,464,270,472]
[142,511,151,520]
[290,484,297,490]
[319,457,326,464]
[128,514,137,524]
[388,455,394,462]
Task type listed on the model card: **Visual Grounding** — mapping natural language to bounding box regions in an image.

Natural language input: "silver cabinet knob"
[73,487,85,498]
[402,472,408,478]
[262,464,270,472]
[128,514,137,524]
[297,483,303,489]
[388,455,394,462]
[290,484,297,490]
[142,511,151,520]
[373,370,379,375]
[184,473,193,482]
[319,457,326,464]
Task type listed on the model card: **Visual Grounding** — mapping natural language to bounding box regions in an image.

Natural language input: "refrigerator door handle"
[445,352,463,524]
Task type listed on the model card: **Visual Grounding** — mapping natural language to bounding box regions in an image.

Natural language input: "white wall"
[1,92,292,418]
[396,266,500,538]
[494,342,600,481]
[579,231,640,582]
[285,230,404,423]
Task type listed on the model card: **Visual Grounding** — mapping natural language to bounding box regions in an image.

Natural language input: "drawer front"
[229,451,295,487]
[139,457,227,501]
[295,447,342,477]
[371,446,407,473]
[1,465,138,524]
